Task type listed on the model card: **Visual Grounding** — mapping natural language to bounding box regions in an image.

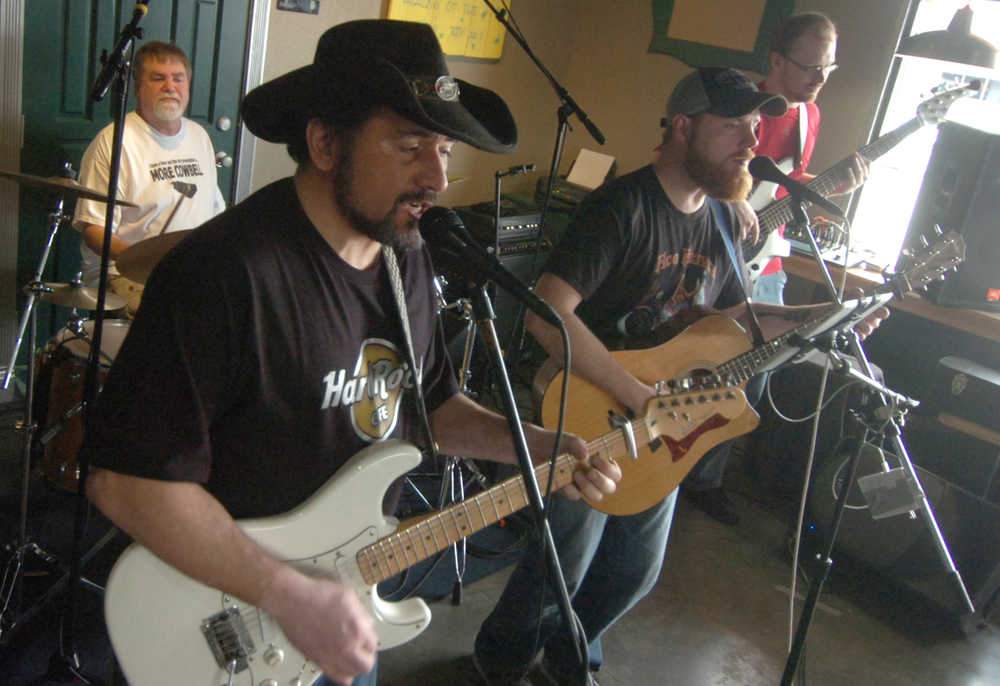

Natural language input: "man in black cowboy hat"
[81,20,619,686]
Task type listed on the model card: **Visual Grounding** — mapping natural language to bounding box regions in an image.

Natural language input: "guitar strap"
[383,245,440,459]
[707,198,766,347]
[795,103,808,170]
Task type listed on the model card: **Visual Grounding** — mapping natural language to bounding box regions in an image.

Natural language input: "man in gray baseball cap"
[475,67,792,685]
[665,66,787,121]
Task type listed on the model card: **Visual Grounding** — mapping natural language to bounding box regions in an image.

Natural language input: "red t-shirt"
[753,95,821,274]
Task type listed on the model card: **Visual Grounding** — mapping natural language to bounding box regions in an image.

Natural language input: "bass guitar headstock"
[916,80,981,127]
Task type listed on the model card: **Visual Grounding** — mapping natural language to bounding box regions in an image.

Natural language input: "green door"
[18,0,250,339]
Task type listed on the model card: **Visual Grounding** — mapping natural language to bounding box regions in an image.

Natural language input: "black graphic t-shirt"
[81,178,458,518]
[546,165,747,349]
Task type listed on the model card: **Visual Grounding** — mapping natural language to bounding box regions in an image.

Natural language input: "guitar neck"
[756,116,923,235]
[716,315,827,385]
[356,420,656,585]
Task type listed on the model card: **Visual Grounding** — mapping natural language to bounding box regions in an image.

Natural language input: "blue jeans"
[475,490,677,678]
[315,661,377,686]
[752,269,787,305]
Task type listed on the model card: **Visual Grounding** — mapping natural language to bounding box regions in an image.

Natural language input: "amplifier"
[926,356,1000,430]
[454,207,542,246]
[535,176,591,209]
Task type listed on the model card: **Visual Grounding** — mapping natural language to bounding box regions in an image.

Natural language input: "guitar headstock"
[880,230,966,298]
[916,80,981,126]
[643,382,748,440]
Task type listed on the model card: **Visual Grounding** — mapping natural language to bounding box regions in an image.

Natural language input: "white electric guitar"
[744,80,979,284]
[104,385,747,686]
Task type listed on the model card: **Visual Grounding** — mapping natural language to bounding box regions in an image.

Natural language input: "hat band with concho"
[241,19,517,154]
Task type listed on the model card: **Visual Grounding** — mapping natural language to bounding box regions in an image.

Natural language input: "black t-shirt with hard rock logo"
[81,178,458,518]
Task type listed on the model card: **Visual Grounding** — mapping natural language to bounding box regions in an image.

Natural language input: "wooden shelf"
[783,254,1000,343]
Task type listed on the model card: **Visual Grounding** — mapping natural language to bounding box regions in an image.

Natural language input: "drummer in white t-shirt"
[73,41,225,306]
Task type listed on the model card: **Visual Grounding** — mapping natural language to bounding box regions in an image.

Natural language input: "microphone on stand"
[419,206,562,328]
[748,155,845,219]
[90,1,151,102]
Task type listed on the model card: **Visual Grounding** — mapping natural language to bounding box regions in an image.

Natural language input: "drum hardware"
[25,278,127,312]
[402,282,490,605]
[0,165,121,645]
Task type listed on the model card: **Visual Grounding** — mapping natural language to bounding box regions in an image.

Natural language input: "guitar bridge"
[201,606,256,673]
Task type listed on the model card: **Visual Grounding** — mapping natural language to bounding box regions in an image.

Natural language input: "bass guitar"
[103,384,746,686]
[536,232,966,517]
[744,81,977,283]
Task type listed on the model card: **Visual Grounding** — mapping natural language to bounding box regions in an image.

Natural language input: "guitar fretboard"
[754,117,923,237]
[355,418,658,585]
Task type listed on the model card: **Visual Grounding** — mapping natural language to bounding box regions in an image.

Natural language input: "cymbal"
[25,281,127,311]
[0,169,138,207]
[116,230,192,284]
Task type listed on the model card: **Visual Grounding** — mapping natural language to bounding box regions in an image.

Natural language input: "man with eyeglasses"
[751,10,869,305]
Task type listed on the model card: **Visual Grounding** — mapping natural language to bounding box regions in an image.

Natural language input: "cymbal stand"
[404,294,488,604]
[0,193,70,642]
[2,166,74,391]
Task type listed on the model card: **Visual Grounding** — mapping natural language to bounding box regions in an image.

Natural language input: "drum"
[38,319,131,491]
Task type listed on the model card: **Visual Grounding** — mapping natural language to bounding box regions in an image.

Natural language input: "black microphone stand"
[55,9,146,680]
[482,1,605,371]
[777,194,974,685]
[466,283,592,685]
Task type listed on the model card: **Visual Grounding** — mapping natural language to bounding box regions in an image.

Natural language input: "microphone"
[91,1,151,102]
[748,155,845,218]
[497,163,536,177]
[419,207,563,328]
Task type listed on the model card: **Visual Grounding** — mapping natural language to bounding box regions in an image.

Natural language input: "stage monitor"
[903,121,1000,311]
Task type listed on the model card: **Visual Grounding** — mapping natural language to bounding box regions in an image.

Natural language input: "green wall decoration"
[650,0,796,72]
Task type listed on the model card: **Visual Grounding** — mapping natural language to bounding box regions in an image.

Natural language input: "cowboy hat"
[241,20,517,154]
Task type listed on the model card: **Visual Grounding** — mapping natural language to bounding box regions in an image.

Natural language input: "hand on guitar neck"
[829,151,870,197]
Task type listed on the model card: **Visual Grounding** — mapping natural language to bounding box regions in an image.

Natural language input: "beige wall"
[554,0,910,186]
[249,1,911,208]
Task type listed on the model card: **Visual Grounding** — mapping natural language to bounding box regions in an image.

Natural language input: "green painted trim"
[649,0,795,72]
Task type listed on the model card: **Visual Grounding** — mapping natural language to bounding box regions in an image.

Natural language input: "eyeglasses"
[783,55,839,78]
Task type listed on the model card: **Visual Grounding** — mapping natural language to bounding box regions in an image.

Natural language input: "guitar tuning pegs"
[932,223,944,236]
[919,235,929,248]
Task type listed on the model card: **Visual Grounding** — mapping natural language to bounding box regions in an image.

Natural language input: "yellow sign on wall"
[388,0,509,60]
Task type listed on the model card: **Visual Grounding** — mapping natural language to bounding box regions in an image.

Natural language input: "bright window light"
[849,0,1000,270]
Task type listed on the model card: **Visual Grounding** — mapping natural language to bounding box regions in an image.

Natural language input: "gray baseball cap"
[663,67,787,125]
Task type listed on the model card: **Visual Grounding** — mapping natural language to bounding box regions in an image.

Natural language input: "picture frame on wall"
[649,0,794,72]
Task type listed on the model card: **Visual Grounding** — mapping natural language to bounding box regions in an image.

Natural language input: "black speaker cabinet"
[903,121,1000,311]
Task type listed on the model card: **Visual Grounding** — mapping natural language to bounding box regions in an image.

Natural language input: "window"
[849,0,1000,270]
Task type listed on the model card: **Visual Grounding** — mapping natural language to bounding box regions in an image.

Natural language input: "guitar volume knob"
[263,645,285,667]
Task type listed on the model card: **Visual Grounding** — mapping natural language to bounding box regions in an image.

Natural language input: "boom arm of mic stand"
[481,1,605,146]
